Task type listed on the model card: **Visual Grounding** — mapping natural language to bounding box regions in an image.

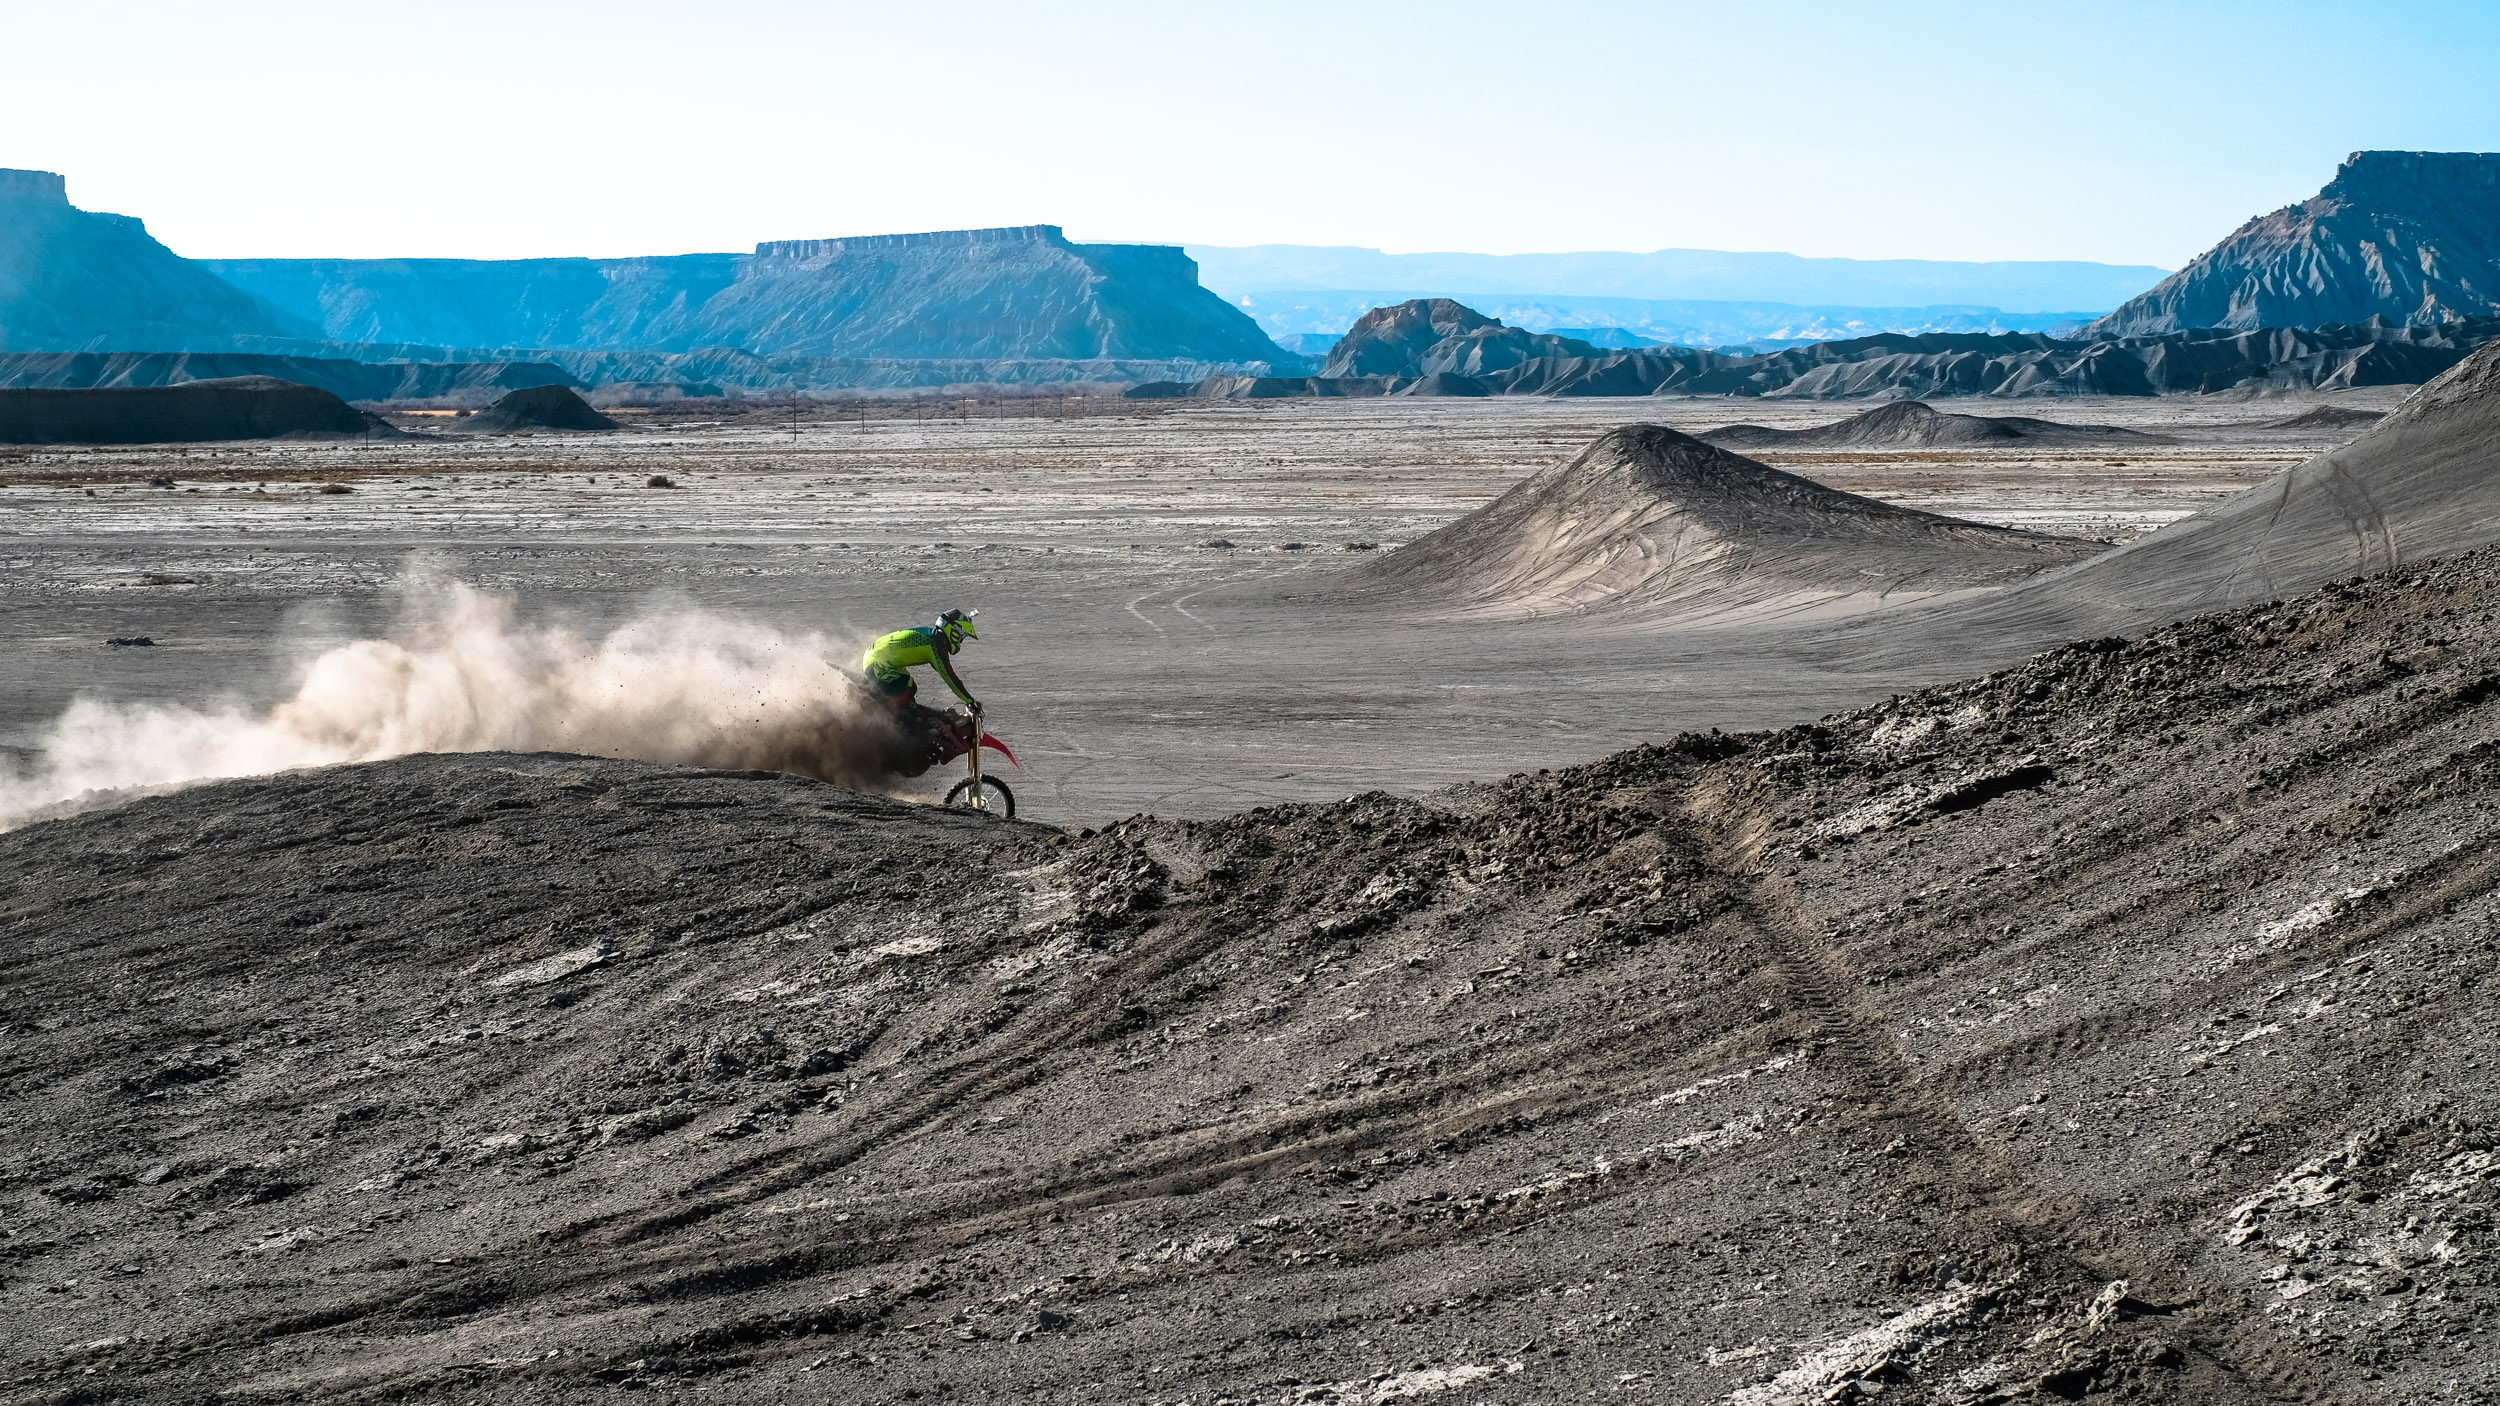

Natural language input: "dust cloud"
[0,575,907,830]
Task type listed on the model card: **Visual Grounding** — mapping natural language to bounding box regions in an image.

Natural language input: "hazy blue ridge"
[1184,244,2170,313]
[201,228,1296,367]
[1226,289,2107,351]
[0,170,315,353]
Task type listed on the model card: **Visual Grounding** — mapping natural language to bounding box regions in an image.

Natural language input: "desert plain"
[0,394,2386,825]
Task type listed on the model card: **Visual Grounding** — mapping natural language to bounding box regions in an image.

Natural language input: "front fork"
[965,711,987,806]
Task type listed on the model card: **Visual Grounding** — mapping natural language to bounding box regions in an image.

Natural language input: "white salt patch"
[1724,1286,1978,1404]
[490,942,608,987]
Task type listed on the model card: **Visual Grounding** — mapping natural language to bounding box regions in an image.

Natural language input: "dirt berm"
[1701,401,2156,450]
[1350,423,2100,621]
[0,376,395,445]
[460,383,619,433]
[7,539,2500,1402]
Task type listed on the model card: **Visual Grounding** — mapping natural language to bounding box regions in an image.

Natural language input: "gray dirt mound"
[0,375,396,444]
[1701,399,2155,449]
[461,383,619,433]
[8,542,2500,1403]
[2264,403,2386,431]
[1353,423,2100,619]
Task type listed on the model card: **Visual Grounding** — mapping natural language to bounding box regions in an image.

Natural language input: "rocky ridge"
[1317,299,1603,379]
[2092,152,2500,336]
[1138,305,2497,402]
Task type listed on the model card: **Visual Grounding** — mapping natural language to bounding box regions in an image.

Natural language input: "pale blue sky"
[4,1,2495,267]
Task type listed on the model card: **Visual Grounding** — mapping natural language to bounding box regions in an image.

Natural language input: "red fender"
[979,734,1021,769]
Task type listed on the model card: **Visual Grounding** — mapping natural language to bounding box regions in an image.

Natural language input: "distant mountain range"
[1225,289,2104,352]
[2092,151,2500,336]
[1182,246,2165,349]
[1135,297,2500,402]
[1184,244,2171,312]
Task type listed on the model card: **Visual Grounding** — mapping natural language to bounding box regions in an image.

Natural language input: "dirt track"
[5,538,2494,1403]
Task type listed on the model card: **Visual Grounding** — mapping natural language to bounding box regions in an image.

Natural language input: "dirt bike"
[933,707,1019,819]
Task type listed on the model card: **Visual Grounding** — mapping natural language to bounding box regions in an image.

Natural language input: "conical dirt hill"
[1701,400,2152,450]
[1352,423,2100,621]
[462,383,617,433]
[2264,404,2384,432]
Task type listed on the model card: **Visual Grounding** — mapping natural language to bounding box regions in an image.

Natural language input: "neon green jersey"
[860,626,975,705]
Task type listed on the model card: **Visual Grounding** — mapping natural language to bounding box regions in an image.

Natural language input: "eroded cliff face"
[0,169,315,353]
[205,227,1300,366]
[2091,151,2500,336]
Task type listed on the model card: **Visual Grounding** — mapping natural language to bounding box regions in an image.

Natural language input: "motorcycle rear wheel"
[944,776,1015,819]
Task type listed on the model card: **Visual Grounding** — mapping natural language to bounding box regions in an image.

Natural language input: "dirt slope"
[7,539,2500,1403]
[1701,401,2154,450]
[1938,340,2500,648]
[1350,424,2098,620]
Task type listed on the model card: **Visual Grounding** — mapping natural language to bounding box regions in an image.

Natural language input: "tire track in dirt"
[1925,826,2500,1100]
[109,831,1801,1372]
[1688,777,2358,1405]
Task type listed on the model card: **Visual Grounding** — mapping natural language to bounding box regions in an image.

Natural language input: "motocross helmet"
[938,608,979,648]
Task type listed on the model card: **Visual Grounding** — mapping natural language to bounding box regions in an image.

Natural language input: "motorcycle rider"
[859,608,983,722]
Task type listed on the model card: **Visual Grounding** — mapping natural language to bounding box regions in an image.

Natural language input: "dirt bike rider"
[859,609,983,746]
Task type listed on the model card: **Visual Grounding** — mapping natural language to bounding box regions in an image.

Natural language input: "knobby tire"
[944,776,1015,820]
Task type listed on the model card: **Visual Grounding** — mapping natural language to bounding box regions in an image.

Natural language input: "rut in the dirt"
[7,549,2500,1404]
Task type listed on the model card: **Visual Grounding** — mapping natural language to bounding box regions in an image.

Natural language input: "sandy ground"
[0,394,2399,826]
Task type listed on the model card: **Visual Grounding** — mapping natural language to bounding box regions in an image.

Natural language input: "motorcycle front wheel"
[944,776,1015,819]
